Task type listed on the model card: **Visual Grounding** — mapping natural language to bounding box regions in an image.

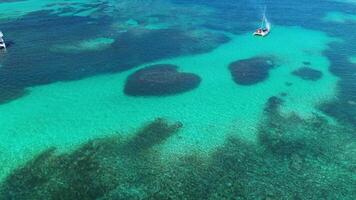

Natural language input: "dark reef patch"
[0,118,181,200]
[124,64,201,96]
[0,85,27,105]
[302,61,311,65]
[229,57,274,85]
[264,96,284,114]
[320,41,356,125]
[121,118,182,154]
[1,113,355,199]
[285,82,293,86]
[280,92,287,97]
[292,67,323,81]
[319,100,356,125]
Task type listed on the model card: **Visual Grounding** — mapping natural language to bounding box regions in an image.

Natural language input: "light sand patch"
[323,11,356,23]
[349,56,356,64]
[50,37,115,53]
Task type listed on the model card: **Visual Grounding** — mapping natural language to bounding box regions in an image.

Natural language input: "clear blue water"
[0,0,355,199]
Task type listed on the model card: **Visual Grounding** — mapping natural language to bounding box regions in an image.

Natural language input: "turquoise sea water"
[0,0,355,199]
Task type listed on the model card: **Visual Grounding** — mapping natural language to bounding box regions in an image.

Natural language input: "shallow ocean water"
[0,0,355,199]
[323,11,356,23]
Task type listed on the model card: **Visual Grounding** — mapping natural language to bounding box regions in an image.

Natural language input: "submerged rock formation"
[285,82,293,86]
[0,113,355,199]
[264,96,284,114]
[0,85,27,105]
[121,118,182,153]
[0,118,182,200]
[1,113,355,200]
[292,67,322,81]
[302,61,311,65]
[229,57,274,85]
[124,64,201,96]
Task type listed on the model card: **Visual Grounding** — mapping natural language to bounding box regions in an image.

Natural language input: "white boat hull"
[253,29,270,37]
[0,38,6,49]
[0,31,6,49]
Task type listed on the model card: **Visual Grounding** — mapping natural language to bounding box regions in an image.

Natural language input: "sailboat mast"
[261,16,265,28]
[261,6,266,28]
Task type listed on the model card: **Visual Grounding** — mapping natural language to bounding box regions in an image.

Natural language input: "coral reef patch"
[0,118,182,200]
[0,85,27,104]
[124,64,201,96]
[302,61,311,65]
[1,112,355,199]
[229,57,274,85]
[292,67,323,81]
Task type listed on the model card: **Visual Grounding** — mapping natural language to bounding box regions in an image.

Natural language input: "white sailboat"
[253,14,270,37]
[0,31,6,49]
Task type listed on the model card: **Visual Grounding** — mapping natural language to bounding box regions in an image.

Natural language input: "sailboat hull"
[253,29,270,37]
